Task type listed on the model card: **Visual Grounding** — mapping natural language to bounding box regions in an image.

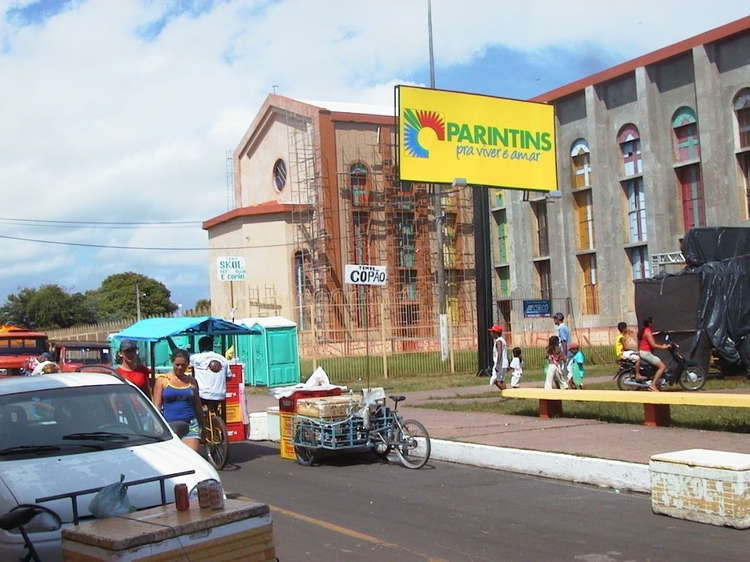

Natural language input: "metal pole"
[428,0,449,361]
[473,185,493,375]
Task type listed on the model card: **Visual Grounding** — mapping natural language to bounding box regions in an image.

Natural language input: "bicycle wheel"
[394,419,431,469]
[204,413,229,471]
[295,427,317,466]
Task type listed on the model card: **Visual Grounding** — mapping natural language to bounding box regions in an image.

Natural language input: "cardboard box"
[296,396,357,419]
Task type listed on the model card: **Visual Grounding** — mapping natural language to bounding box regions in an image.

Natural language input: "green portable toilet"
[237,317,300,387]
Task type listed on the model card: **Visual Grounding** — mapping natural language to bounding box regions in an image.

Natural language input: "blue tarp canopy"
[113,316,259,342]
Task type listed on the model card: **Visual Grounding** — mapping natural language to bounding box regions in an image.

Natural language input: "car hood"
[0,439,219,522]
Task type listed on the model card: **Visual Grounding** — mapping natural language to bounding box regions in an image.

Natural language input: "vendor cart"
[290,391,431,469]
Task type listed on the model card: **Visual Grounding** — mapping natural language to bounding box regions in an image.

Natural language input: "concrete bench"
[500,388,750,427]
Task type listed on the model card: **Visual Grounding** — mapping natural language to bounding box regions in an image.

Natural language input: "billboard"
[396,85,557,191]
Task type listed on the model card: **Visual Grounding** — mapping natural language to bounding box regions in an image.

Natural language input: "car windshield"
[0,384,171,459]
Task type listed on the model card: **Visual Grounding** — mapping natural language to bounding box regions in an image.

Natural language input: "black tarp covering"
[681,226,750,266]
[692,255,750,368]
[633,273,711,374]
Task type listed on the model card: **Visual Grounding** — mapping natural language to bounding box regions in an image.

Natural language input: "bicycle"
[294,394,431,469]
[201,402,229,471]
[369,395,431,469]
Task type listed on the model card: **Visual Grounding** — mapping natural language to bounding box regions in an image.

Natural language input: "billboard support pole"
[473,184,493,375]
[428,0,449,361]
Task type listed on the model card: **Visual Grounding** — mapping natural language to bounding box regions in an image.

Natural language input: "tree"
[0,285,97,330]
[91,272,178,321]
[194,299,211,313]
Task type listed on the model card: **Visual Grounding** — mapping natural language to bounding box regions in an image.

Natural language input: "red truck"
[52,341,113,372]
[0,324,49,376]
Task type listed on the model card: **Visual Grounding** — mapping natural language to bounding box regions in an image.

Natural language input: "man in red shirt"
[116,339,151,398]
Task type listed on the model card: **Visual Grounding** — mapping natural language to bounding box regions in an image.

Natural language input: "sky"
[0,0,748,313]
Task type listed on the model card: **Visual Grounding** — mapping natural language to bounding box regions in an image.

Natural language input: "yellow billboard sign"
[396,86,557,191]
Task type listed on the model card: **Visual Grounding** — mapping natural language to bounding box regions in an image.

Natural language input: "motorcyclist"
[638,316,671,391]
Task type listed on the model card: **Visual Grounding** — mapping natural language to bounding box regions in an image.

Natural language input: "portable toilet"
[236,317,300,387]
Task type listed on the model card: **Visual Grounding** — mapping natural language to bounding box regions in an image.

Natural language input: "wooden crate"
[62,498,275,561]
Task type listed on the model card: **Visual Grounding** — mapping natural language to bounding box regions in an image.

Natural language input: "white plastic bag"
[88,474,135,519]
[304,366,330,388]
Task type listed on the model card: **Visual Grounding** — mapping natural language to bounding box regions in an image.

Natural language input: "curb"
[430,439,650,494]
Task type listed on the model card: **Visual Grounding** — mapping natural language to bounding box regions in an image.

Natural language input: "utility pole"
[428,0,449,361]
[135,283,142,322]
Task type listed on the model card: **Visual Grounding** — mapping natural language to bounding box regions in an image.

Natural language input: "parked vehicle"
[51,341,112,372]
[0,325,48,377]
[0,371,221,561]
[615,337,707,391]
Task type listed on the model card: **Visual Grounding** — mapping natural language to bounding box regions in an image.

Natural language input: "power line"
[0,217,202,227]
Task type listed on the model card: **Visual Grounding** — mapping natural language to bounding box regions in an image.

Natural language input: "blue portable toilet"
[236,317,300,387]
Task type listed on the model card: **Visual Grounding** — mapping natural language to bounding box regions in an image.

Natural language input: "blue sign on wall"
[523,299,551,318]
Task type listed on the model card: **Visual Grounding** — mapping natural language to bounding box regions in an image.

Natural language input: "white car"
[0,372,221,561]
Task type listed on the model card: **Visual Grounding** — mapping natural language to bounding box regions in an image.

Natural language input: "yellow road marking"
[240,496,450,562]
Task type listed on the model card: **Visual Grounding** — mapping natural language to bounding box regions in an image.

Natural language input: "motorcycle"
[614,337,707,391]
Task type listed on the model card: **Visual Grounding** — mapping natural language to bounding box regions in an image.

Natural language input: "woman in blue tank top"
[153,349,204,451]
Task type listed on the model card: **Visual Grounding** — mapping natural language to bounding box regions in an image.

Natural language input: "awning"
[112,316,259,343]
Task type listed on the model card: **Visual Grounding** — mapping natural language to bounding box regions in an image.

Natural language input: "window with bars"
[578,253,599,315]
[398,269,418,302]
[535,260,552,300]
[629,246,650,280]
[352,210,370,264]
[443,213,458,267]
[735,89,750,149]
[498,266,511,298]
[495,209,508,264]
[672,107,701,161]
[618,124,643,176]
[624,178,647,243]
[678,164,706,231]
[571,139,592,188]
[573,190,595,251]
[350,163,369,207]
[532,201,549,257]
[394,212,416,268]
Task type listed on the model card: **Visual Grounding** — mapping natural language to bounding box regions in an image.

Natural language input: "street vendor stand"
[111,316,259,442]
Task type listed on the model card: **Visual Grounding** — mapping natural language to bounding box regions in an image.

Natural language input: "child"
[543,336,567,389]
[616,321,642,379]
[567,343,585,389]
[509,347,523,388]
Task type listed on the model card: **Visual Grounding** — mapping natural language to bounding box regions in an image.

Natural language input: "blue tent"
[114,317,259,342]
[111,317,260,373]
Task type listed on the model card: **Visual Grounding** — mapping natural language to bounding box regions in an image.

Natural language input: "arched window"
[570,139,592,188]
[672,107,705,230]
[734,89,750,149]
[618,124,642,176]
[672,107,700,161]
[350,163,368,207]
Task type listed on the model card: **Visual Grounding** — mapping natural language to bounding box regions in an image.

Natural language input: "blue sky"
[0,0,747,313]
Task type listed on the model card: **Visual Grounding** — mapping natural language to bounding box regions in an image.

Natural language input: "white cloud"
[0,0,747,309]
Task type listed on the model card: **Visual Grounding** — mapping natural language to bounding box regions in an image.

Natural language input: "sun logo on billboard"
[403,108,446,158]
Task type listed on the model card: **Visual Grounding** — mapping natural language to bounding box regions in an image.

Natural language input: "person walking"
[543,335,567,389]
[509,347,523,388]
[115,339,152,398]
[553,312,570,382]
[152,349,203,451]
[488,324,509,390]
[190,336,231,419]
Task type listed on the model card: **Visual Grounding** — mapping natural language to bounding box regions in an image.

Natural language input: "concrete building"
[204,16,750,349]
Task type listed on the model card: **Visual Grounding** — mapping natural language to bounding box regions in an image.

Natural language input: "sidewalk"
[245,378,750,493]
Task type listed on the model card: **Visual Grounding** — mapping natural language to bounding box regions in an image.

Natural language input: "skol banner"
[396,85,557,191]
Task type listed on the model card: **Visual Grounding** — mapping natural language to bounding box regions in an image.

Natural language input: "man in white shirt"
[190,336,230,418]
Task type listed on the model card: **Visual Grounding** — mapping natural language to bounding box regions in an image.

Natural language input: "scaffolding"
[225,149,235,211]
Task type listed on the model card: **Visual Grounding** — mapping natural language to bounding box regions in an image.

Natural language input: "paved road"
[223,441,749,562]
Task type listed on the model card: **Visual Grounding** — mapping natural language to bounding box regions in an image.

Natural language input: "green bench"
[500,388,750,427]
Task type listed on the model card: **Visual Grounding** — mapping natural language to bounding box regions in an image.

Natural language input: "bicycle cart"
[291,393,431,469]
